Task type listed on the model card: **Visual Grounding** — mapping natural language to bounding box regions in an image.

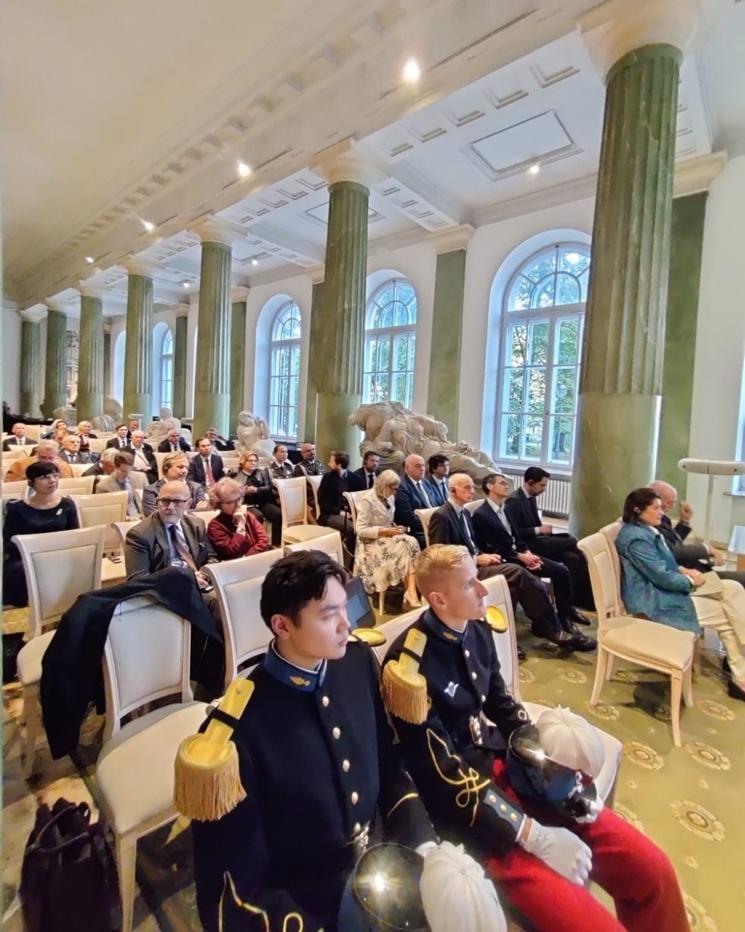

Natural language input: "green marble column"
[77,292,105,420]
[316,181,369,462]
[103,330,111,399]
[571,44,681,539]
[304,280,325,441]
[20,314,43,416]
[656,192,707,484]
[42,306,68,416]
[123,267,154,419]
[428,249,466,435]
[230,290,248,433]
[193,226,232,438]
[172,312,188,420]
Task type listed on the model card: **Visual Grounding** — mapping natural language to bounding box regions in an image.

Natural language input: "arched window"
[363,278,416,406]
[113,331,126,404]
[495,243,590,466]
[159,326,174,412]
[268,301,302,439]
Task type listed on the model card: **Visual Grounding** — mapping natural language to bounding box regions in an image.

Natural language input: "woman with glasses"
[207,477,270,560]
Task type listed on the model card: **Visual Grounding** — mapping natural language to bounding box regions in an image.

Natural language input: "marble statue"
[236,410,274,458]
[145,408,185,444]
[349,401,497,480]
[52,405,77,425]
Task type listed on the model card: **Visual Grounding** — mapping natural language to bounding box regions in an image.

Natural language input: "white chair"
[306,473,322,518]
[13,526,105,776]
[95,596,208,932]
[578,531,695,747]
[343,489,366,526]
[464,499,482,515]
[187,509,220,529]
[87,437,107,454]
[414,507,438,548]
[154,451,170,480]
[25,425,43,441]
[58,476,96,495]
[2,445,28,459]
[68,462,92,477]
[203,550,285,687]
[73,491,128,554]
[285,529,344,565]
[1,479,28,502]
[274,477,330,546]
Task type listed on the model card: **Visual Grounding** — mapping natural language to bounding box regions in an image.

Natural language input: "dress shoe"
[539,629,596,652]
[722,656,730,675]
[569,608,592,626]
[517,646,526,662]
[727,677,745,702]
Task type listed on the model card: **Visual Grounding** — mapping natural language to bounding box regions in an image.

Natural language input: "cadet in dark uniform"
[382,544,688,932]
[192,551,438,931]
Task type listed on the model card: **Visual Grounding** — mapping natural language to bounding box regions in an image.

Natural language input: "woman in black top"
[229,451,273,513]
[3,461,79,607]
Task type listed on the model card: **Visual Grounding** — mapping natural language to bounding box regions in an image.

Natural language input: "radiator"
[501,468,572,519]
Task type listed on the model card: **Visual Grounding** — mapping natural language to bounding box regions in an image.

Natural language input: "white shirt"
[487,497,513,535]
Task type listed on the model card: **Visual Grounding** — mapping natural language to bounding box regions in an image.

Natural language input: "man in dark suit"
[124,429,158,484]
[430,474,594,652]
[206,427,234,452]
[3,422,34,451]
[187,436,225,489]
[394,454,433,548]
[424,453,450,507]
[157,427,191,454]
[351,450,381,491]
[317,451,363,558]
[473,473,591,635]
[58,434,93,465]
[105,423,131,450]
[504,466,593,610]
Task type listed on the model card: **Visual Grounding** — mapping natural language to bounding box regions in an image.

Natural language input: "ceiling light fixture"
[402,57,421,84]
[85,256,94,264]
[527,163,540,176]
[182,282,190,289]
[251,259,259,266]
[140,219,155,232]
[237,160,252,178]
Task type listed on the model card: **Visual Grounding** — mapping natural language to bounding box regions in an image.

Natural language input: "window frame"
[363,278,417,408]
[494,243,590,470]
[267,300,302,441]
[159,326,174,413]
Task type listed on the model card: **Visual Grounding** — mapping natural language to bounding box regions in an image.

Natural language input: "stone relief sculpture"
[236,410,274,458]
[349,401,497,480]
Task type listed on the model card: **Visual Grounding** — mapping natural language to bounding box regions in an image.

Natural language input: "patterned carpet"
[2,611,743,931]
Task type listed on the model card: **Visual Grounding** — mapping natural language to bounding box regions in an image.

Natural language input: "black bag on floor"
[20,798,122,932]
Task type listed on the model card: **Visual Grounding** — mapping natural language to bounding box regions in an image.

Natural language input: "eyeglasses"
[158,498,190,506]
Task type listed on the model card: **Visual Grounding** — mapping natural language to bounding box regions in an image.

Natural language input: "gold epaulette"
[484,605,509,633]
[382,628,429,724]
[350,627,387,648]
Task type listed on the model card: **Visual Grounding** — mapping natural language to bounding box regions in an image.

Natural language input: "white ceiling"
[2,0,744,316]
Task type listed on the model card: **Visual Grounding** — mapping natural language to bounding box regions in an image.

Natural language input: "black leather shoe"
[722,656,730,675]
[727,677,745,702]
[569,608,592,626]
[517,646,526,662]
[540,630,596,652]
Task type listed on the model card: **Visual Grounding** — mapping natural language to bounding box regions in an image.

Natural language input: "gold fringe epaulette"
[382,628,429,724]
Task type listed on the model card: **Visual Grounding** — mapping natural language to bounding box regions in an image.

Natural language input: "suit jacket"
[3,437,34,451]
[504,488,541,539]
[317,469,363,522]
[142,478,206,516]
[157,437,191,453]
[428,501,478,556]
[658,514,712,570]
[472,500,526,561]
[95,471,148,493]
[187,453,225,486]
[423,475,449,508]
[351,466,379,491]
[105,436,130,450]
[4,455,73,481]
[58,450,93,465]
[124,444,157,484]
[125,512,218,579]
[393,475,432,544]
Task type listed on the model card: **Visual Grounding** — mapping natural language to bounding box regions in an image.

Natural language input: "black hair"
[273,443,287,455]
[362,450,380,465]
[260,551,348,629]
[26,461,60,483]
[481,472,503,494]
[115,422,127,430]
[622,487,661,524]
[524,466,550,484]
[113,452,133,468]
[331,450,350,469]
[428,453,450,472]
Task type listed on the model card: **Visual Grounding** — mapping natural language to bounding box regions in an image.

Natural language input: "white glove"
[419,841,507,932]
[518,819,592,885]
[574,795,604,825]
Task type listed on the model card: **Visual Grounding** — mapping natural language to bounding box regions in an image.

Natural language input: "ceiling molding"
[672,150,727,196]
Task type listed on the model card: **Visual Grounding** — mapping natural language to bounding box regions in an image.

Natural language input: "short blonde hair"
[374,469,400,498]
[162,452,188,475]
[415,544,470,599]
[239,449,259,468]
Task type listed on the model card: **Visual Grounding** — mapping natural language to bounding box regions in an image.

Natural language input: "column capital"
[430,223,474,255]
[190,216,242,246]
[175,302,191,318]
[579,0,700,79]
[45,298,67,313]
[124,257,160,279]
[78,279,106,299]
[21,304,47,323]
[311,139,384,189]
[231,286,250,303]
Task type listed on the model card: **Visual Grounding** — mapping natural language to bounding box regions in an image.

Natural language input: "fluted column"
[313,143,379,462]
[123,261,156,420]
[103,329,112,399]
[172,308,189,420]
[304,276,325,441]
[571,0,700,538]
[193,219,233,438]
[19,308,45,416]
[229,287,248,433]
[42,303,68,416]
[77,284,105,420]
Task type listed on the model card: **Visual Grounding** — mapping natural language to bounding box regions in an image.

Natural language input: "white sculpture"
[236,410,274,458]
[145,408,184,444]
[349,401,498,480]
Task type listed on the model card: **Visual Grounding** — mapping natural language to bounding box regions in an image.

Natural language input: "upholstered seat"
[285,529,344,564]
[600,617,697,668]
[15,631,55,685]
[274,477,331,546]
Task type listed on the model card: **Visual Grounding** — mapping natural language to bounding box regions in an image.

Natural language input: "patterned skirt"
[355,535,420,593]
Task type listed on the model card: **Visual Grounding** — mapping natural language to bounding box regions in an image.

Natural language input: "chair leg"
[683,665,694,708]
[605,655,616,682]
[590,647,609,706]
[693,636,703,676]
[116,831,138,932]
[670,672,683,748]
[22,683,41,780]
[378,589,386,615]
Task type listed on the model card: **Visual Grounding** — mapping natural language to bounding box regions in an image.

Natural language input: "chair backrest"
[154,451,170,479]
[464,499,481,515]
[599,521,623,581]
[73,491,128,553]
[25,425,43,441]
[68,463,91,477]
[112,521,135,547]
[414,507,438,547]
[480,573,520,700]
[578,532,625,621]
[58,476,96,495]
[12,525,105,638]
[187,509,220,529]
[203,550,285,686]
[2,446,28,459]
[306,474,322,516]
[87,438,107,454]
[1,479,28,501]
[285,529,344,565]
[275,477,309,528]
[102,596,192,739]
[343,490,365,525]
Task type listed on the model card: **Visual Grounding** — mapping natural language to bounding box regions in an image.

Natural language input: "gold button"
[351,791,359,804]
[322,696,330,707]
[332,726,341,739]
[353,822,362,833]
[488,793,497,803]
[471,671,477,680]
[342,759,351,772]
[464,649,470,658]
[510,813,518,822]
[499,804,507,813]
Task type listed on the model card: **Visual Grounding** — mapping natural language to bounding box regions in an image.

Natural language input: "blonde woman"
[355,469,421,608]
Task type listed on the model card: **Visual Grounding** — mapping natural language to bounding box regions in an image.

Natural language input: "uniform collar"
[263,641,327,691]
[421,607,467,645]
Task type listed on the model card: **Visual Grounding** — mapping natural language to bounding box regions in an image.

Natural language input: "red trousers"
[485,760,688,932]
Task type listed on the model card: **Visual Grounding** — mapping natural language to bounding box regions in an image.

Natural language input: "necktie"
[367,472,374,490]
[168,523,197,570]
[459,509,476,554]
[497,507,512,536]
[204,458,214,487]
[69,454,77,463]
[416,481,431,507]
[120,479,140,517]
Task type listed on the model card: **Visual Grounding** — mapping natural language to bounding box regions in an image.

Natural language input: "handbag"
[20,798,122,932]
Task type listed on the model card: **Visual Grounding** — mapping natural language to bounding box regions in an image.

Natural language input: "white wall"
[687,155,745,542]
[3,302,21,412]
